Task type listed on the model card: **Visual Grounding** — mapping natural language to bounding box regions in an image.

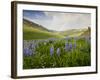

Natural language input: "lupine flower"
[56,48,60,56]
[29,43,35,49]
[69,43,73,50]
[23,48,32,56]
[65,43,73,51]
[65,43,69,51]
[50,46,54,56]
[29,43,36,54]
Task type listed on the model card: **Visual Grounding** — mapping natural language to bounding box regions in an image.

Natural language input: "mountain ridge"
[23,18,90,40]
[23,18,49,32]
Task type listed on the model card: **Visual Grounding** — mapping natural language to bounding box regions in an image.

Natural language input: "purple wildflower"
[73,43,76,49]
[50,46,54,56]
[69,43,73,50]
[23,48,32,56]
[29,43,35,49]
[57,48,60,56]
[65,43,73,51]
[65,43,69,51]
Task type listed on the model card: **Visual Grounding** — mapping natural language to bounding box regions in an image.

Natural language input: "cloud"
[23,11,91,31]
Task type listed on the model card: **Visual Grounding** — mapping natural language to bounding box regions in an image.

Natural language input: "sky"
[23,10,91,31]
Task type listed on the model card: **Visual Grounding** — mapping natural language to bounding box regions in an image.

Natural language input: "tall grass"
[23,37,91,69]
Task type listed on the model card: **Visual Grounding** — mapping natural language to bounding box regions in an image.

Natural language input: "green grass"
[59,29,87,37]
[23,38,91,69]
[23,24,65,40]
[23,19,90,40]
[23,19,91,69]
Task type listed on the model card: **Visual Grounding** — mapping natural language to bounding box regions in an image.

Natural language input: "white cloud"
[25,12,91,31]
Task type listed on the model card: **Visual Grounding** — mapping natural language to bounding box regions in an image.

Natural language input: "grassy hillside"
[23,19,90,40]
[80,27,91,37]
[23,19,65,40]
[23,19,49,31]
[59,29,87,37]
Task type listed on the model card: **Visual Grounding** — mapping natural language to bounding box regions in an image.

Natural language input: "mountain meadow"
[23,19,91,69]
